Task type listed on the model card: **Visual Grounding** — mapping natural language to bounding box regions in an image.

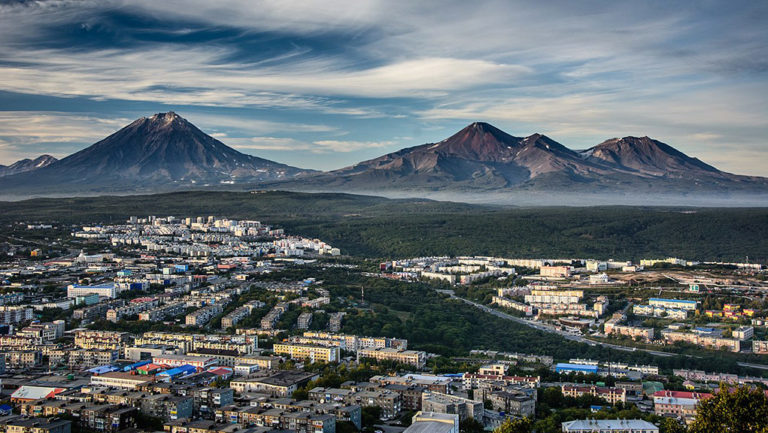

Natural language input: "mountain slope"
[275,122,768,194]
[584,136,720,177]
[0,155,57,177]
[0,112,312,195]
[294,122,619,190]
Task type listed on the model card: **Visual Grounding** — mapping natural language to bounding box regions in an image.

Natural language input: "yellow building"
[358,347,426,368]
[273,343,339,362]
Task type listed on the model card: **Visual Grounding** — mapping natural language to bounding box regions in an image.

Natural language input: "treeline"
[3,191,768,262]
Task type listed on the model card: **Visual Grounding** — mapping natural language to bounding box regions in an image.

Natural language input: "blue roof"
[88,365,118,374]
[649,298,697,304]
[555,363,598,372]
[158,365,197,377]
[123,359,152,371]
[73,283,115,289]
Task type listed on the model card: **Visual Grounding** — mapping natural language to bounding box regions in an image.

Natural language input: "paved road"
[438,289,675,358]
[737,362,768,371]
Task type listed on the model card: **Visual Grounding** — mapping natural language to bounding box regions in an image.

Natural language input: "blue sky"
[0,0,766,175]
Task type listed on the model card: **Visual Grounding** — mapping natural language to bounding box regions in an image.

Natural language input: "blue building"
[157,365,196,380]
[555,363,599,374]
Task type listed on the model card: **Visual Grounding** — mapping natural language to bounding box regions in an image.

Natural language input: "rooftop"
[562,419,658,431]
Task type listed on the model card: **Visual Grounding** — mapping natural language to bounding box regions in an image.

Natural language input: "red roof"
[137,363,162,371]
[208,367,233,376]
[653,390,712,399]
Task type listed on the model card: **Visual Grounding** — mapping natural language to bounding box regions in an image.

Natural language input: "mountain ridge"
[1,117,766,199]
[0,112,313,195]
[273,122,768,194]
[0,154,57,177]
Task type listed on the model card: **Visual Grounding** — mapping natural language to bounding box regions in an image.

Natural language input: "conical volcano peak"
[0,112,311,194]
[146,111,185,126]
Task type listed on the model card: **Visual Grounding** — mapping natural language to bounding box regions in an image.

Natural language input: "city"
[0,214,766,433]
[1,1,767,432]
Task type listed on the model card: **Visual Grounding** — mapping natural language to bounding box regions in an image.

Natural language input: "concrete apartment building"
[648,298,697,311]
[561,419,659,432]
[273,343,340,362]
[561,385,627,404]
[0,306,34,324]
[607,324,654,342]
[403,412,458,433]
[90,372,155,389]
[753,340,768,354]
[539,266,572,278]
[660,330,741,352]
[358,348,426,368]
[653,390,712,423]
[296,312,313,329]
[230,370,319,397]
[186,304,224,326]
[487,390,536,417]
[74,330,128,351]
[421,392,483,421]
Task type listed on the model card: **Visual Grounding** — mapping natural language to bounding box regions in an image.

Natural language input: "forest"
[2,190,768,262]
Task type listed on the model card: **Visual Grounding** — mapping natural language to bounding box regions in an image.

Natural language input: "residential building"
[753,340,768,354]
[421,392,482,421]
[607,325,654,342]
[561,385,626,404]
[186,304,224,326]
[89,372,154,389]
[140,394,194,421]
[561,419,659,432]
[0,306,33,324]
[487,390,535,417]
[358,347,426,368]
[3,418,72,433]
[403,412,458,433]
[153,354,216,369]
[230,370,319,397]
[74,330,128,351]
[297,312,313,329]
[653,390,712,423]
[733,326,754,340]
[648,298,697,311]
[661,330,741,352]
[539,266,572,278]
[273,343,339,362]
[67,284,117,299]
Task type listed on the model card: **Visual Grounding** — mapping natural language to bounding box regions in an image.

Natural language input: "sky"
[0,0,766,175]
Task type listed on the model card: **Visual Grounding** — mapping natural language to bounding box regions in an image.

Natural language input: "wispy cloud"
[0,111,130,162]
[226,136,396,154]
[0,0,766,174]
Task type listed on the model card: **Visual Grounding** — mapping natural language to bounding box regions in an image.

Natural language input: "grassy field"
[2,190,768,262]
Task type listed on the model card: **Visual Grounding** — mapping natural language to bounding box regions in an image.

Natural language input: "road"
[438,289,675,358]
[737,362,768,371]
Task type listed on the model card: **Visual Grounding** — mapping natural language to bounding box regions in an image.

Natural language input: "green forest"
[2,190,768,262]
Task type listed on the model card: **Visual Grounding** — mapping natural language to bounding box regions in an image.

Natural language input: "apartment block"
[358,348,425,368]
[421,392,482,421]
[273,343,339,362]
[561,384,626,404]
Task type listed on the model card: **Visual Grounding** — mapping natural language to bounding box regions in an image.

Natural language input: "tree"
[688,384,768,433]
[660,418,688,433]
[460,418,484,433]
[494,417,532,433]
